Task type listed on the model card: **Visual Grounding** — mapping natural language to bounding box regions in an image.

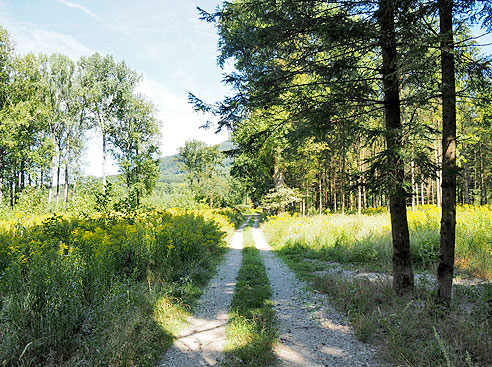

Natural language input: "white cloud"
[0,3,93,59]
[57,0,103,22]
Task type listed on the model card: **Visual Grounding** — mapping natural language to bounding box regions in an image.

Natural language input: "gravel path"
[252,223,382,367]
[159,220,247,367]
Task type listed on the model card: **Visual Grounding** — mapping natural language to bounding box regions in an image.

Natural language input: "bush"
[0,209,232,366]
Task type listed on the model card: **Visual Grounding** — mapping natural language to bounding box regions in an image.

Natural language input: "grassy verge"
[262,205,492,279]
[315,275,492,367]
[0,209,232,367]
[264,218,492,367]
[222,227,276,367]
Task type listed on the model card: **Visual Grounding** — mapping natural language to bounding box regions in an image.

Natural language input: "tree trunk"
[357,139,362,216]
[20,160,25,191]
[480,143,486,205]
[379,0,414,294]
[102,130,107,186]
[411,159,416,212]
[421,181,425,205]
[434,142,442,208]
[462,121,470,205]
[48,140,57,204]
[0,150,3,204]
[56,147,62,207]
[437,0,457,304]
[64,131,71,204]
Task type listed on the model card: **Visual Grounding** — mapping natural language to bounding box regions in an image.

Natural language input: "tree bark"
[437,0,457,304]
[480,143,486,205]
[0,150,3,204]
[434,142,442,208]
[48,138,57,204]
[102,130,107,187]
[64,130,71,204]
[378,0,414,294]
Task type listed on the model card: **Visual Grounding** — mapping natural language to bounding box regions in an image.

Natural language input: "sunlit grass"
[262,205,492,278]
[315,274,492,367]
[222,228,276,367]
[0,208,233,366]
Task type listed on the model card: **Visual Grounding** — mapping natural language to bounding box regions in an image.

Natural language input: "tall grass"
[0,209,233,366]
[262,205,492,278]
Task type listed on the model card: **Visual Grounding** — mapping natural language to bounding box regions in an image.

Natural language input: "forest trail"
[252,217,381,367]
[159,218,249,367]
[160,216,382,366]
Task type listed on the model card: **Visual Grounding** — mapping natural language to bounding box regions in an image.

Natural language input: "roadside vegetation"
[222,227,276,367]
[0,209,233,367]
[316,275,492,367]
[262,206,492,367]
[263,205,492,279]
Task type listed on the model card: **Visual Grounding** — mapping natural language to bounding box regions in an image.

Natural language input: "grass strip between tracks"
[221,227,277,367]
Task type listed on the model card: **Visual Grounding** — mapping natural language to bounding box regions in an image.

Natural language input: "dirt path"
[159,219,248,367]
[252,222,381,366]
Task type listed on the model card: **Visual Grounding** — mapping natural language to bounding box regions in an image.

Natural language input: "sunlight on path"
[252,223,381,367]
[160,219,248,366]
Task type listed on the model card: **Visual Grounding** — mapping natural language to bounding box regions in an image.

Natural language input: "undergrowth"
[314,275,492,367]
[222,227,276,367]
[262,205,492,278]
[0,209,232,367]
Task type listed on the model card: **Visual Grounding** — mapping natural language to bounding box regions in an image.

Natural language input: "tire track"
[160,219,248,367]
[252,222,381,367]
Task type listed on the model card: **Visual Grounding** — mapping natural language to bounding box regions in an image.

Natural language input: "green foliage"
[176,139,246,208]
[261,185,301,214]
[0,209,233,366]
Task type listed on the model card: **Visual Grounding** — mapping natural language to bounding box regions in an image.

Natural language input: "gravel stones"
[252,227,381,367]
[160,225,245,367]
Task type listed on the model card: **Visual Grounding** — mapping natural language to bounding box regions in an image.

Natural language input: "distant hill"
[158,140,235,184]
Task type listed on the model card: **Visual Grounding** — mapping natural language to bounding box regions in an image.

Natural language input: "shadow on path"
[159,219,249,367]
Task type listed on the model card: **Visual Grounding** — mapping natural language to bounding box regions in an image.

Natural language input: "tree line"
[192,0,492,301]
[0,26,161,209]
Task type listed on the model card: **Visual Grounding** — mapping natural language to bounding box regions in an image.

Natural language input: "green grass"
[314,275,492,367]
[262,209,492,367]
[0,209,232,367]
[262,205,492,279]
[222,227,277,367]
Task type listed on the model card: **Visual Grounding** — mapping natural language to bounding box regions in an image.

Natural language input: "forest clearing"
[1,210,491,366]
[1,0,492,366]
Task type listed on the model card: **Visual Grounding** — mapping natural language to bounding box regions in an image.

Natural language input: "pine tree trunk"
[20,160,25,191]
[411,159,416,212]
[379,0,414,294]
[437,0,457,304]
[480,143,486,205]
[435,143,442,208]
[0,150,3,204]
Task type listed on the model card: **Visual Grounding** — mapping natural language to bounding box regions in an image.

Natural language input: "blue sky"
[0,1,490,176]
[0,0,230,175]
